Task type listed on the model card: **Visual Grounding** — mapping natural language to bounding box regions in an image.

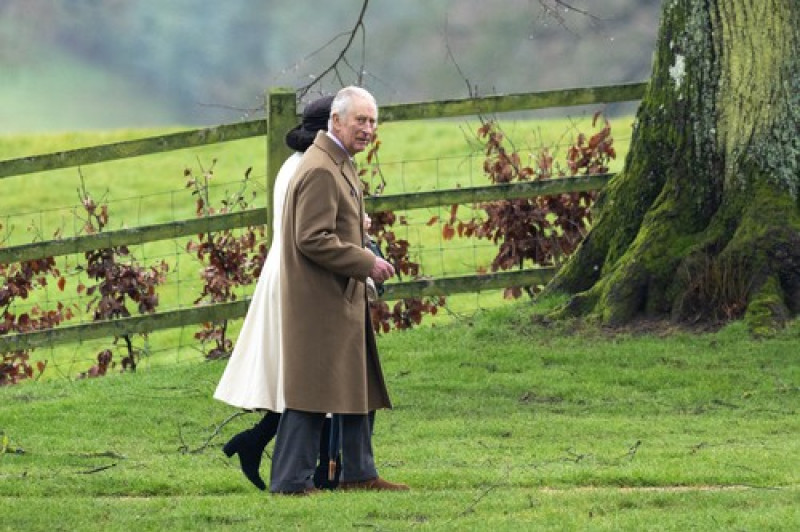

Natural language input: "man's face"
[331,96,377,156]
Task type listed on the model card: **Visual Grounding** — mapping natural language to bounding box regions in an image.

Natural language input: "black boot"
[223,411,281,490]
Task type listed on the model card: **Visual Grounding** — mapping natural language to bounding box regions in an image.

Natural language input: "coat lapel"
[313,131,365,243]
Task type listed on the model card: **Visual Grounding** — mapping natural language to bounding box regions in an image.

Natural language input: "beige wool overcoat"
[279,131,392,414]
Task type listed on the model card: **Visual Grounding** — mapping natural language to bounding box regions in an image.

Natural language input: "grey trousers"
[269,409,378,493]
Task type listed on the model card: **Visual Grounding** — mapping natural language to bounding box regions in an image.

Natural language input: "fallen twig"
[180,410,248,454]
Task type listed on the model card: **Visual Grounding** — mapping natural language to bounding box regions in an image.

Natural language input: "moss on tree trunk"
[545,0,800,334]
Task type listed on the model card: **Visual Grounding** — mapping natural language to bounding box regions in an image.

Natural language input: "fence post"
[265,88,297,247]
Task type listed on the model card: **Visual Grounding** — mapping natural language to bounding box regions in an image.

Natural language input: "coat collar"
[311,130,360,196]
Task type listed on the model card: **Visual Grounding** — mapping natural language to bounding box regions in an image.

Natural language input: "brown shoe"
[339,477,409,491]
[273,487,321,497]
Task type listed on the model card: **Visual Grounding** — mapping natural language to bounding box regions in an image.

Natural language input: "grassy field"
[1,112,628,378]
[1,298,798,530]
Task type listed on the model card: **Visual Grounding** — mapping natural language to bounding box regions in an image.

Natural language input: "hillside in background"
[0,0,660,132]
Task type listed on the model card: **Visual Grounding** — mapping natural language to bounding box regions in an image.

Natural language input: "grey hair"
[328,86,377,129]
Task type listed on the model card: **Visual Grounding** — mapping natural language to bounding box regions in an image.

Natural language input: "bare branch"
[551,0,598,20]
[179,410,248,454]
[193,100,264,119]
[536,0,603,32]
[443,15,476,99]
[298,0,370,99]
[78,463,117,475]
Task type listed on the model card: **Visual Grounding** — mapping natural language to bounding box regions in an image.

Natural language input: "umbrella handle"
[328,459,337,482]
[328,414,341,482]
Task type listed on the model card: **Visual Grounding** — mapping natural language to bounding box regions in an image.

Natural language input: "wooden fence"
[0,82,647,353]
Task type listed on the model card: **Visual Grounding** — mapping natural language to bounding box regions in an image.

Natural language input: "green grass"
[2,300,798,530]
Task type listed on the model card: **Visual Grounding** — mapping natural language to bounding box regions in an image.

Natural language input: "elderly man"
[270,86,408,495]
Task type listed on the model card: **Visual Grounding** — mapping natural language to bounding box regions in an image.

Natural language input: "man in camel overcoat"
[269,86,409,495]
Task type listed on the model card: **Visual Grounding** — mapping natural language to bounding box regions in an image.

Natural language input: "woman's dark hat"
[285,95,335,152]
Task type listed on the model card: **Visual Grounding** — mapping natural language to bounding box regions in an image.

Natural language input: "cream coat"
[212,153,303,411]
[280,131,392,414]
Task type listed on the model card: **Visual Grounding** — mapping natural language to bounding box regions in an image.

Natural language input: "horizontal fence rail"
[381,268,556,300]
[0,210,268,264]
[0,175,613,264]
[379,82,647,122]
[0,82,646,354]
[366,174,613,212]
[0,301,249,353]
[0,270,557,354]
[0,121,267,179]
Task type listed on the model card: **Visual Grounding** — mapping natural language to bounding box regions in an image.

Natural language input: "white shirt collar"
[326,131,352,159]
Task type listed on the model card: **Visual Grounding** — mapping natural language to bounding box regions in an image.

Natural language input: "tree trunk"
[546,0,800,334]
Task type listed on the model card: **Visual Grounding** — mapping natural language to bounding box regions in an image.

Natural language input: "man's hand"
[369,257,395,284]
